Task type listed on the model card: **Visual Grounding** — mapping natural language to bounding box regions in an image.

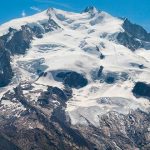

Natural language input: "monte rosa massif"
[0,6,150,150]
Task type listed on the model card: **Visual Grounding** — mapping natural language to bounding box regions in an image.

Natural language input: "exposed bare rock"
[132,82,150,100]
[0,48,13,87]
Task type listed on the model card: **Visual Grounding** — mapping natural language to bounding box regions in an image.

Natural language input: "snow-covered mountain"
[0,7,150,150]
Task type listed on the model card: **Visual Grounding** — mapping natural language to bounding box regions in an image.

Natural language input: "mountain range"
[0,6,150,150]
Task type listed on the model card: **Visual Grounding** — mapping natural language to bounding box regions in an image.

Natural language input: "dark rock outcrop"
[123,19,150,41]
[117,32,143,51]
[0,26,33,55]
[97,66,104,77]
[64,72,88,88]
[117,19,150,51]
[56,71,88,88]
[5,25,33,55]
[47,86,68,102]
[105,75,115,84]
[83,6,98,14]
[38,91,50,106]
[41,18,61,33]
[132,82,150,100]
[38,86,72,107]
[30,25,44,38]
[99,53,105,59]
[0,48,13,87]
[0,28,17,43]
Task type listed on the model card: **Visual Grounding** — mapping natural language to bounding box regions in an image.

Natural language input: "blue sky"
[0,0,150,31]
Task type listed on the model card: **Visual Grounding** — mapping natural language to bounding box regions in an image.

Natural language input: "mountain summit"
[0,7,150,150]
[83,6,99,13]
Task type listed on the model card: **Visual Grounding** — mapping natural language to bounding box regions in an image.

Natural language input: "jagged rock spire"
[83,6,98,14]
[46,8,55,18]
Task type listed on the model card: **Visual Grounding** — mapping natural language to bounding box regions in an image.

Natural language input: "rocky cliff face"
[5,26,33,55]
[117,32,143,51]
[0,44,13,87]
[117,19,150,51]
[123,19,150,42]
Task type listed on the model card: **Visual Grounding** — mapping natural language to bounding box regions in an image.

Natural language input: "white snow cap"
[0,7,150,127]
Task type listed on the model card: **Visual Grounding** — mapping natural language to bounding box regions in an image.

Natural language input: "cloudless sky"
[0,0,150,31]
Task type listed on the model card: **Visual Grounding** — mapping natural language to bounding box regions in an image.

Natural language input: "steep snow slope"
[0,7,150,127]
